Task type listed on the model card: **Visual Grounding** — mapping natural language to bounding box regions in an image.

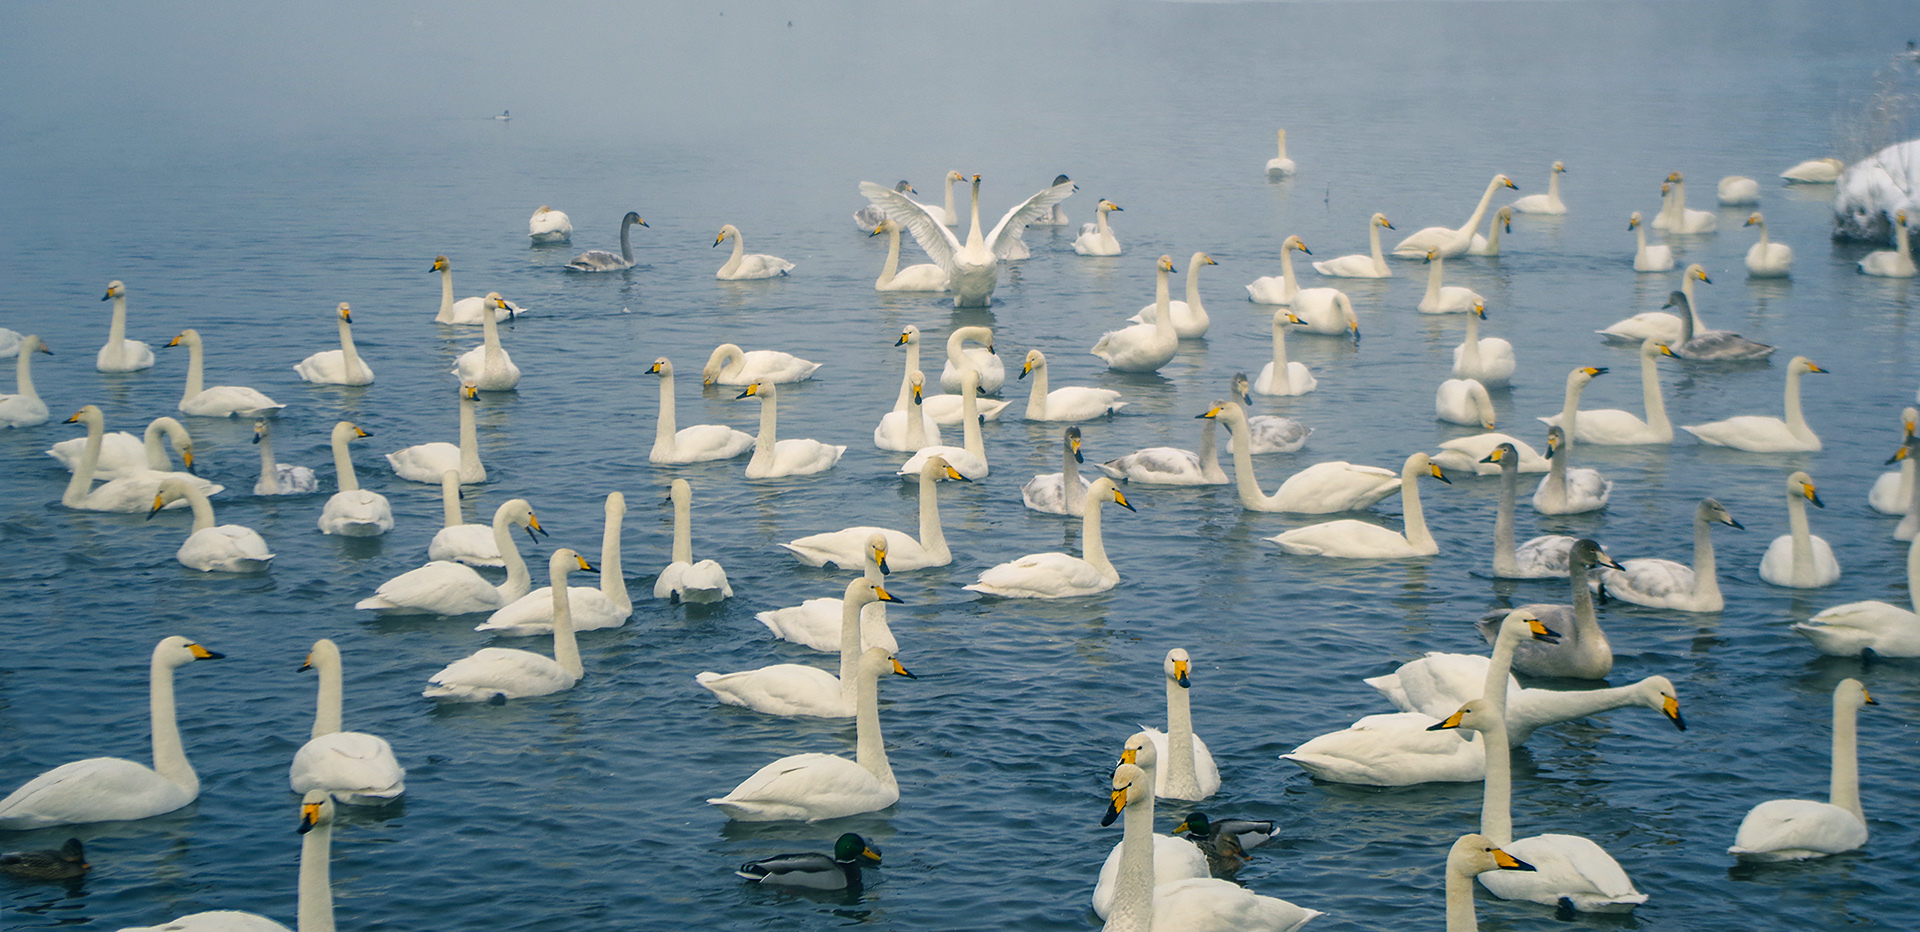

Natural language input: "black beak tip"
[1671,713,1688,732]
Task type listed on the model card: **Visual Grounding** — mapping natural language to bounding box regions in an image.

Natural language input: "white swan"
[1228,374,1312,453]
[921,329,1009,426]
[1418,249,1483,314]
[252,420,318,496]
[1779,157,1844,183]
[1129,251,1216,338]
[1541,338,1671,444]
[0,636,222,828]
[59,407,224,511]
[1265,128,1296,177]
[1023,426,1092,515]
[1628,211,1674,272]
[709,648,912,821]
[1288,285,1358,340]
[1859,210,1916,277]
[1394,174,1518,258]
[1093,735,1211,920]
[854,179,915,230]
[1743,211,1793,277]
[898,369,988,479]
[700,342,820,385]
[423,549,593,701]
[696,580,898,717]
[167,329,285,417]
[1450,302,1514,386]
[1477,539,1620,679]
[1597,263,1708,343]
[938,324,1004,394]
[1729,679,1874,860]
[1098,416,1228,487]
[1665,289,1776,361]
[1439,835,1540,932]
[451,294,521,391]
[714,224,793,279]
[1594,499,1742,611]
[654,479,732,603]
[1653,171,1717,233]
[1718,175,1761,206]
[1073,199,1124,256]
[869,218,949,291]
[875,370,940,452]
[649,357,754,463]
[428,470,501,567]
[1431,431,1548,477]
[737,381,844,479]
[528,204,572,244]
[1465,206,1513,256]
[356,499,543,614]
[1254,309,1317,396]
[1509,162,1566,214]
[565,211,645,272]
[1205,402,1398,512]
[1436,378,1494,429]
[1092,255,1181,373]
[1021,349,1125,421]
[1483,442,1577,578]
[1533,425,1612,515]
[291,639,405,806]
[783,455,965,571]
[1246,235,1308,305]
[965,477,1135,598]
[1268,453,1449,558]
[430,255,522,324]
[386,384,485,483]
[293,303,374,385]
[317,422,391,538]
[0,328,20,357]
[1681,355,1824,451]
[1140,648,1220,800]
[860,173,1075,307]
[96,280,154,372]
[1759,471,1841,588]
[48,414,194,481]
[1368,642,1687,747]
[1313,213,1393,278]
[116,789,340,932]
[1794,533,1920,657]
[757,534,898,653]
[481,491,631,632]
[0,333,50,428]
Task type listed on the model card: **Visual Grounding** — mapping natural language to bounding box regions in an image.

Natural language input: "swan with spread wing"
[859,174,1075,307]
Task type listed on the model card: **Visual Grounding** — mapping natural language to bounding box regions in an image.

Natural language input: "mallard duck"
[0,838,89,880]
[736,833,881,890]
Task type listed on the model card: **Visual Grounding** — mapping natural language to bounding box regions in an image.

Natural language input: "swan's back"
[966,551,1110,597]
[1675,329,1775,360]
[0,757,191,829]
[709,752,894,822]
[424,647,569,700]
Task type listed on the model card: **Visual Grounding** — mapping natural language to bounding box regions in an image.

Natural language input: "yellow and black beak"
[1527,618,1562,644]
[1428,463,1450,485]
[1803,483,1825,508]
[874,584,902,604]
[1071,435,1083,464]
[1806,362,1828,374]
[299,802,322,835]
[1663,694,1686,731]
[890,656,916,679]
[649,361,663,374]
[1491,847,1535,872]
[574,554,596,573]
[736,384,760,399]
[1112,488,1136,512]
[894,331,911,347]
[1172,658,1191,688]
[299,652,314,673]
[463,384,478,400]
[1583,366,1608,378]
[1479,448,1505,464]
[1101,783,1131,826]
[1427,709,1466,731]
[1020,358,1034,379]
[146,493,166,520]
[1196,404,1223,420]
[1888,446,1912,466]
[188,642,224,660]
[874,548,891,576]
[1657,343,1677,357]
[942,464,972,483]
[1863,688,1878,706]
[526,514,548,543]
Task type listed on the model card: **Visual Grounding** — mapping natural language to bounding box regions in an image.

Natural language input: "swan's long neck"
[905,394,927,448]
[916,464,950,563]
[1640,345,1669,435]
[438,267,454,320]
[257,428,278,492]
[1755,217,1771,249]
[600,503,626,607]
[1271,312,1292,373]
[1424,254,1444,303]
[964,180,984,249]
[478,297,505,370]
[1062,441,1084,513]
[1783,365,1811,440]
[313,652,343,739]
[1788,487,1813,581]
[63,412,104,506]
[1558,377,1585,446]
[1080,490,1114,578]
[1569,552,1602,641]
[1830,690,1864,821]
[1508,680,1655,745]
[1479,695,1514,845]
[1484,213,1503,252]
[853,659,894,788]
[722,232,747,276]
[672,492,693,565]
[1152,265,1174,339]
[1546,171,1561,206]
[1896,220,1913,267]
[1367,220,1386,273]
[1546,433,1569,495]
[837,594,865,703]
[893,338,920,413]
[1197,418,1226,484]
[440,473,462,528]
[1673,178,1688,213]
[1401,459,1434,551]
[960,383,983,460]
[878,224,903,286]
[1025,359,1050,419]
[1278,245,1298,298]
[149,654,196,795]
[1165,679,1200,796]
[181,485,215,533]
[1224,412,1276,509]
[944,175,958,221]
[181,335,205,403]
[14,340,38,399]
[1444,855,1480,932]
[750,389,779,470]
[1907,534,1920,615]
[1492,460,1519,577]
[337,316,362,376]
[1681,274,1706,331]
[1691,508,1722,604]
[331,429,359,493]
[1185,255,1205,312]
[108,295,129,352]
[458,393,481,477]
[297,810,335,932]
[1634,223,1651,263]
[1459,177,1501,237]
[1096,204,1111,238]
[653,371,678,454]
[619,216,634,265]
[1462,310,1482,368]
[143,419,173,470]
[1276,128,1288,160]
[1109,783,1157,932]
[493,512,532,601]
[550,563,583,682]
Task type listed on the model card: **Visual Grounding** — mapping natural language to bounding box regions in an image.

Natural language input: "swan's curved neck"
[1680,274,1707,331]
[1400,459,1434,551]
[1907,534,1920,614]
[63,413,105,506]
[1109,784,1157,932]
[493,512,532,601]
[1896,219,1913,262]
[1508,680,1655,745]
[600,504,627,607]
[619,216,635,265]
[1640,346,1669,436]
[1367,220,1386,273]
[1754,217,1771,248]
[1830,691,1864,821]
[312,652,343,738]
[1546,171,1561,205]
[1080,491,1114,578]
[14,341,38,399]
[877,224,903,287]
[549,564,583,681]
[1671,178,1688,213]
[1223,412,1277,509]
[905,394,927,448]
[854,660,894,788]
[458,393,481,477]
[916,465,950,563]
[438,267,454,320]
[331,429,359,493]
[180,485,215,533]
[1197,418,1225,483]
[1444,856,1480,932]
[1424,254,1445,303]
[1459,177,1502,237]
[143,419,175,470]
[149,654,196,795]
[297,808,336,932]
[1783,366,1811,440]
[1492,460,1519,576]
[1025,359,1050,419]
[108,295,130,351]
[1478,624,1527,843]
[1165,679,1200,796]
[1787,487,1814,580]
[181,335,205,403]
[440,473,463,528]
[672,493,693,565]
[1484,213,1503,251]
[653,371,678,455]
[1691,508,1722,604]
[720,232,747,276]
[337,316,361,375]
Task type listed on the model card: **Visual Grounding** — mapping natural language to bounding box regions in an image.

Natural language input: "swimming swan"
[1313,213,1393,278]
[1092,256,1181,373]
[1436,378,1494,429]
[95,280,154,372]
[167,329,285,417]
[291,639,405,806]
[870,218,949,291]
[1450,302,1514,387]
[1532,425,1612,515]
[1482,443,1577,578]
[859,173,1074,307]
[757,534,898,653]
[1653,171,1717,233]
[701,342,821,385]
[386,384,485,483]
[293,303,373,385]
[48,414,195,481]
[1629,212,1674,272]
[939,325,1004,394]
[1093,735,1211,920]
[1541,338,1671,444]
[1681,355,1823,451]
[528,204,572,244]
[1393,174,1518,258]
[1729,679,1874,860]
[1858,210,1916,277]
[1097,415,1229,486]
[450,294,521,391]
[1465,206,1512,256]
[1758,471,1840,588]
[1267,453,1449,558]
[1794,532,1920,657]
[430,255,523,324]
[1476,539,1621,679]
[58,407,223,511]
[1265,128,1296,177]
[1597,264,1708,344]
[966,477,1135,598]
[1205,401,1398,513]
[1718,176,1760,206]
[116,790,342,932]
[0,334,51,428]
[1438,835,1541,932]
[898,370,988,479]
[1023,426,1092,514]
[428,470,502,567]
[1246,235,1308,305]
[356,499,544,614]
[782,455,966,571]
[0,636,222,829]
[1128,251,1216,338]
[1139,648,1220,800]
[1255,309,1317,396]
[480,491,631,632]
[1021,349,1125,421]
[735,381,844,479]
[714,224,794,279]
[1779,157,1844,184]
[649,357,754,463]
[317,422,392,538]
[654,479,732,603]
[423,549,593,701]
[252,419,318,496]
[1509,162,1566,214]
[1593,499,1743,611]
[565,211,645,272]
[1743,212,1792,277]
[878,326,948,444]
[1073,199,1124,256]
[1418,249,1484,314]
[143,478,272,572]
[1664,289,1776,361]
[1228,374,1312,453]
[695,580,899,717]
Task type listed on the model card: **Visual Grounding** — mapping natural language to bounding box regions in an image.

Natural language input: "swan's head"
[667,477,692,507]
[1629,212,1643,230]
[1745,212,1765,227]
[1091,477,1135,512]
[949,171,967,183]
[1631,676,1687,731]
[713,225,738,246]
[908,370,926,404]
[431,255,449,272]
[251,420,269,444]
[1479,442,1519,466]
[1497,174,1517,190]
[1571,538,1624,573]
[1120,731,1157,772]
[863,533,891,575]
[1571,365,1607,388]
[1667,171,1684,183]
[1660,291,1689,314]
[831,833,883,867]
[1423,248,1439,263]
[1790,356,1827,377]
[1429,699,1497,735]
[1698,498,1743,530]
[1660,181,1672,197]
[65,405,103,427]
[863,647,915,682]
[702,344,744,384]
[1544,424,1565,459]
[1052,174,1073,188]
[893,180,915,194]
[1551,161,1566,173]
[1282,311,1307,327]
[1065,426,1083,463]
[1229,373,1252,405]
[868,219,892,237]
[1413,453,1450,485]
[1164,648,1192,689]
[165,329,198,349]
[1194,252,1218,267]
[102,280,125,300]
[1495,608,1558,647]
[622,211,647,228]
[604,490,625,519]
[1495,206,1512,230]
[550,548,596,578]
[648,357,672,377]
[1471,300,1486,319]
[501,499,545,542]
[1448,834,1536,877]
[1102,762,1149,827]
[1837,678,1877,713]
[1157,254,1177,274]
[299,790,335,836]
[1101,200,1123,213]
[1686,264,1711,284]
[847,578,902,606]
[1898,210,1909,225]
[335,302,353,323]
[534,205,551,214]
[895,325,918,347]
[1901,407,1918,439]
[1019,349,1045,379]
[485,292,514,321]
[1288,237,1311,255]
[299,638,340,674]
[154,635,224,670]
[1890,441,1916,466]
[1195,401,1244,425]
[1787,471,1824,509]
[971,174,982,187]
[1371,212,1393,229]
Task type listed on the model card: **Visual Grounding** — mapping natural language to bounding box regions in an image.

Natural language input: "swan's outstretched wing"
[988,180,1077,257]
[860,182,963,270]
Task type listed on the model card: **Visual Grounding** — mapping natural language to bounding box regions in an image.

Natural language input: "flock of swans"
[2,130,1917,932]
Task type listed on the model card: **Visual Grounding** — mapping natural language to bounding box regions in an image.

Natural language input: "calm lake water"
[3,2,1919,930]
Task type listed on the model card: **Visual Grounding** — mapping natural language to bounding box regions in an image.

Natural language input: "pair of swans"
[1540,338,1672,444]
[701,342,820,385]
[870,218,949,291]
[429,471,501,565]
[387,384,485,483]
[317,422,391,537]
[1097,415,1229,487]
[708,647,913,821]
[1780,157,1845,183]
[528,204,571,243]
[1759,471,1840,588]
[714,224,793,279]
[1266,453,1449,558]
[1743,212,1793,277]
[1794,531,1920,657]
[1594,499,1743,612]
[1482,443,1577,578]
[1628,211,1675,271]
[1534,424,1612,515]
[1418,249,1482,314]
[253,420,318,495]
[451,294,520,391]
[1023,427,1091,514]
[1248,237,1358,334]
[1073,199,1125,256]
[1718,175,1761,206]
[966,478,1135,598]
[737,381,846,478]
[1393,174,1518,258]
[782,455,964,570]
[60,406,224,511]
[860,173,1075,306]
[897,370,988,479]
[0,334,51,427]
[1022,349,1126,421]
[423,550,594,701]
[1729,679,1875,860]
[1092,256,1181,373]
[1680,355,1824,451]
[431,255,523,324]
[1265,128,1296,177]
[1205,402,1399,512]
[168,329,285,417]
[1859,210,1916,277]
[655,480,732,603]
[1508,162,1566,214]
[1127,251,1216,338]
[97,280,154,371]
[696,580,898,717]
[1477,539,1621,679]
[0,637,223,828]
[1596,263,1709,344]
[1246,235,1309,304]
[293,303,373,385]
[1313,213,1393,278]
[479,491,631,630]
[49,413,194,481]
[1451,302,1514,387]
[757,534,897,653]
[1653,171,1717,233]
[117,790,341,932]
[292,639,404,805]
[565,211,645,272]
[356,499,544,614]
[1092,735,1209,919]
[648,357,754,462]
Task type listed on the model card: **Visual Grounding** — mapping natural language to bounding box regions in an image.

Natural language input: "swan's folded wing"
[860,182,963,270]
[291,732,405,797]
[1500,834,1644,900]
[1731,800,1866,856]
[987,180,1077,256]
[968,552,1108,597]
[0,757,189,827]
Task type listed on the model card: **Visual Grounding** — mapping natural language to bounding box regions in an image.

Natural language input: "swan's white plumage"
[387,384,486,483]
[714,224,793,279]
[291,640,404,806]
[479,492,630,632]
[528,204,572,243]
[317,422,391,538]
[293,303,374,385]
[701,343,820,385]
[167,329,285,418]
[1072,199,1124,255]
[966,478,1133,598]
[358,500,539,614]
[423,550,591,702]
[96,281,155,372]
